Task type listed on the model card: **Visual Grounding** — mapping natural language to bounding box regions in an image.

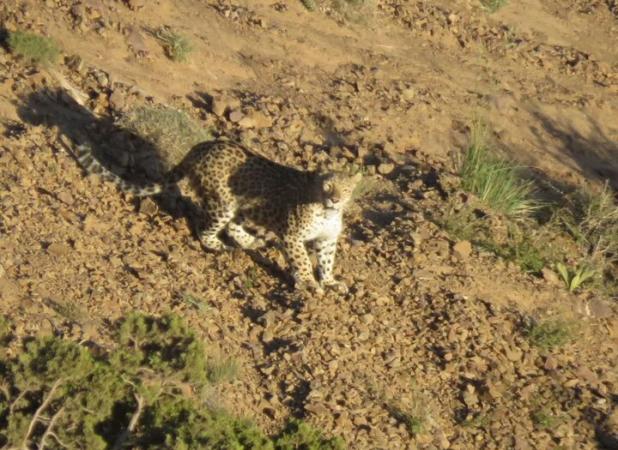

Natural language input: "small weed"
[153,27,192,62]
[461,414,490,428]
[182,293,210,312]
[242,266,259,290]
[117,105,212,166]
[555,262,597,292]
[480,0,508,13]
[459,121,537,219]
[331,0,375,23]
[274,419,346,449]
[531,409,560,429]
[385,388,432,436]
[527,319,575,351]
[300,0,318,11]
[206,353,239,384]
[6,31,60,66]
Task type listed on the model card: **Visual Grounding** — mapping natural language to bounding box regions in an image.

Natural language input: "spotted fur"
[74,139,361,292]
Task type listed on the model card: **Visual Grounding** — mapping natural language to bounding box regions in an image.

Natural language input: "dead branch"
[21,379,63,450]
[38,406,65,450]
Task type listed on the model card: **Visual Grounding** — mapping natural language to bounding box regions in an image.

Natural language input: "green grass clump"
[117,106,212,167]
[459,123,536,219]
[153,27,192,62]
[480,0,508,12]
[300,0,318,11]
[0,313,344,449]
[526,319,575,351]
[6,31,60,66]
[531,409,560,429]
[274,420,346,450]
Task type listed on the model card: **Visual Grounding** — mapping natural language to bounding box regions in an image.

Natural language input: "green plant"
[555,262,597,292]
[300,0,318,11]
[274,419,346,450]
[117,106,212,167]
[0,313,344,449]
[480,0,507,12]
[153,27,192,62]
[459,121,537,219]
[206,353,239,384]
[6,31,60,66]
[182,293,210,312]
[531,409,560,429]
[384,388,431,437]
[526,319,575,351]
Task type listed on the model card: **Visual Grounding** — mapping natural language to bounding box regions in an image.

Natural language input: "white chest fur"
[305,208,343,241]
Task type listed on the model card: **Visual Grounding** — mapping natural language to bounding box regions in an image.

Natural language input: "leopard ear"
[323,181,334,193]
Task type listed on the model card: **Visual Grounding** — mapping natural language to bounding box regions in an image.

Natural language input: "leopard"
[70,138,362,293]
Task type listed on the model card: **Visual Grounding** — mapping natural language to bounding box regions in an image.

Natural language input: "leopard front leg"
[316,238,347,293]
[283,235,322,294]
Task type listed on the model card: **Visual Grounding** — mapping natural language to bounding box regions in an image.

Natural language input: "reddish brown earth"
[0,0,617,448]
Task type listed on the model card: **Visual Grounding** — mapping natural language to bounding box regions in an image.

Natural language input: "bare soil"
[1,0,617,448]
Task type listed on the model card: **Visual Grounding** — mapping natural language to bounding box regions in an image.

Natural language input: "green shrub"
[153,27,192,62]
[275,420,346,450]
[7,31,60,66]
[0,313,344,449]
[117,106,212,167]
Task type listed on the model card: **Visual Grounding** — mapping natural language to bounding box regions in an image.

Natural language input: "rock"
[109,89,127,111]
[541,267,560,285]
[238,115,256,129]
[126,27,149,56]
[138,198,158,215]
[211,96,241,117]
[463,384,479,407]
[57,191,74,205]
[124,0,146,10]
[228,109,244,123]
[543,355,558,371]
[65,54,84,73]
[587,298,614,318]
[453,240,472,259]
[47,242,70,256]
[401,88,416,101]
[377,162,395,175]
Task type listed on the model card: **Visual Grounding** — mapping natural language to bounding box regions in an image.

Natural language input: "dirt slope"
[1,0,617,448]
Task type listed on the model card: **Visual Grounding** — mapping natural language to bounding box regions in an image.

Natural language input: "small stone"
[109,89,127,111]
[228,109,244,123]
[211,96,241,117]
[138,198,158,215]
[57,191,74,205]
[238,116,256,129]
[543,355,558,371]
[47,242,70,256]
[125,0,146,10]
[588,298,613,318]
[65,54,84,73]
[262,329,274,343]
[453,240,472,259]
[401,88,416,100]
[377,162,395,175]
[361,313,374,324]
[541,267,560,285]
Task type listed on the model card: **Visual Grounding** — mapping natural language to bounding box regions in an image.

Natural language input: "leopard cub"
[73,139,361,293]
